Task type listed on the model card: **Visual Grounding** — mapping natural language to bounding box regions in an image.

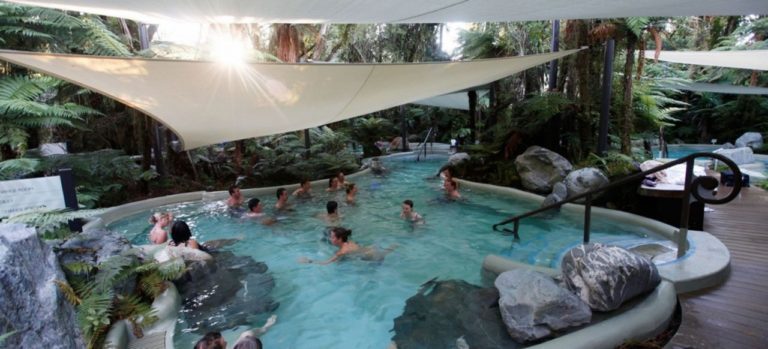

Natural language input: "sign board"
[0,176,66,217]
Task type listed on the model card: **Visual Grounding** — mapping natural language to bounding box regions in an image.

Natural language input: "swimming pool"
[108,156,668,348]
[653,144,720,159]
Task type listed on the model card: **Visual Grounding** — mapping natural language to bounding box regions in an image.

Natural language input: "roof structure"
[0,49,579,149]
[661,81,768,95]
[7,0,768,23]
[653,50,768,71]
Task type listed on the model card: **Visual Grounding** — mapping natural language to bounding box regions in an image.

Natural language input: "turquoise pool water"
[653,144,720,159]
[108,156,666,349]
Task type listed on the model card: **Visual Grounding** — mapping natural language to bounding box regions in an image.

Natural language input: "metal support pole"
[304,129,311,159]
[548,20,560,91]
[583,194,592,243]
[598,38,615,155]
[400,105,409,151]
[58,168,82,232]
[677,159,695,257]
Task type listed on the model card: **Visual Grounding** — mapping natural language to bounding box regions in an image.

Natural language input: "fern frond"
[75,16,132,56]
[94,255,135,292]
[54,279,82,305]
[64,261,96,275]
[3,208,105,233]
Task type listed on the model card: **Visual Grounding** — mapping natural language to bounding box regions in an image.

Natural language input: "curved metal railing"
[492,152,743,258]
[415,127,434,162]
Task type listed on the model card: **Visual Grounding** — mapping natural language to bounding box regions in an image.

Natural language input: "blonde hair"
[148,212,170,224]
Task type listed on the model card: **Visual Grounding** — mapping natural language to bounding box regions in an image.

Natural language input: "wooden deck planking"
[667,186,768,349]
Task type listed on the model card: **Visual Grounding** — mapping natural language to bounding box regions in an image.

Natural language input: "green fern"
[2,208,105,234]
[54,279,82,305]
[64,261,97,276]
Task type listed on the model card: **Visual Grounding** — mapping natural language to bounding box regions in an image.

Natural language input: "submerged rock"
[174,250,278,332]
[563,168,609,201]
[495,269,591,342]
[561,243,661,312]
[515,146,573,193]
[0,224,85,348]
[392,279,522,349]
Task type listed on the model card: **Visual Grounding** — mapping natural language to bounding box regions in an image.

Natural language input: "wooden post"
[598,38,615,156]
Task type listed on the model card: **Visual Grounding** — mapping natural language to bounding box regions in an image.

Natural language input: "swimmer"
[400,200,424,223]
[292,179,312,198]
[275,187,291,211]
[336,171,346,187]
[299,227,395,265]
[345,183,357,205]
[148,212,173,244]
[246,198,276,225]
[195,314,277,349]
[370,157,387,175]
[168,221,201,250]
[326,176,341,192]
[226,185,244,208]
[319,200,341,225]
[445,179,462,200]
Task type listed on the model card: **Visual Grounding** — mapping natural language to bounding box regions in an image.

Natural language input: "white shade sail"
[653,50,768,71]
[7,0,768,24]
[0,49,579,149]
[413,91,488,111]
[660,81,768,95]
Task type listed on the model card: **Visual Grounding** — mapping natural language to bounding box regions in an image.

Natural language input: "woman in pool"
[169,220,202,250]
[345,183,357,204]
[148,212,173,244]
[326,176,341,192]
[301,227,394,265]
[336,171,346,187]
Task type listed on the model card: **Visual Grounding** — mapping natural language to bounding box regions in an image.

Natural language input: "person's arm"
[302,250,344,265]
[188,239,201,250]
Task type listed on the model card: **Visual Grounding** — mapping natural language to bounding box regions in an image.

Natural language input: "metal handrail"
[492,152,743,258]
[415,127,434,162]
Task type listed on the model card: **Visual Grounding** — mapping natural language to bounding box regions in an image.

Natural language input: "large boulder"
[735,132,763,149]
[540,182,568,209]
[515,146,573,193]
[563,168,609,201]
[495,269,591,342]
[0,224,85,348]
[561,243,661,312]
[392,279,522,349]
[714,147,755,165]
[447,152,471,166]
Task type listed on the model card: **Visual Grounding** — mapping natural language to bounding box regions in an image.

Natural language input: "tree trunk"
[234,140,244,174]
[620,34,637,155]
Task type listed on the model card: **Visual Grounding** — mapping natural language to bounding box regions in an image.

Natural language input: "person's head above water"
[248,198,262,212]
[326,200,338,214]
[170,221,193,245]
[328,177,339,188]
[345,183,356,194]
[229,185,241,196]
[330,226,352,243]
[276,187,287,200]
[195,331,225,349]
[233,336,263,349]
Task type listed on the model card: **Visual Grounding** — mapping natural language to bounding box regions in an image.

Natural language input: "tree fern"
[72,16,132,56]
[54,279,83,305]
[2,208,105,233]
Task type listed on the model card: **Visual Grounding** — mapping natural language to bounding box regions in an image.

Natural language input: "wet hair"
[228,185,240,195]
[148,212,168,224]
[232,336,262,349]
[300,179,311,186]
[248,198,261,211]
[448,179,458,190]
[345,183,356,194]
[403,199,414,208]
[276,187,287,199]
[170,221,192,245]
[326,200,338,214]
[195,332,224,349]
[331,227,352,242]
[328,177,338,188]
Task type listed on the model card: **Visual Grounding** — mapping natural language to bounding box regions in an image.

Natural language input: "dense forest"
[0,3,766,208]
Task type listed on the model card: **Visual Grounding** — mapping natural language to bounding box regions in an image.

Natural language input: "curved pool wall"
[90,150,728,349]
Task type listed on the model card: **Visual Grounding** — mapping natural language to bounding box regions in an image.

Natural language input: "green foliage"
[2,208,104,235]
[348,117,396,157]
[580,152,638,178]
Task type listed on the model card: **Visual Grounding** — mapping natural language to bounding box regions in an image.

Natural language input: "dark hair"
[301,179,310,186]
[232,336,262,349]
[345,183,356,194]
[326,201,338,214]
[228,185,240,195]
[276,187,287,199]
[195,332,223,349]
[248,198,261,211]
[328,177,338,188]
[449,179,458,189]
[331,227,352,242]
[403,199,414,208]
[170,221,192,245]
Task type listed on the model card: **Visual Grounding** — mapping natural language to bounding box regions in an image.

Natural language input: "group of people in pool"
[149,167,462,260]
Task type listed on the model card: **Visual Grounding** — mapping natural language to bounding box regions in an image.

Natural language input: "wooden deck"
[667,186,768,348]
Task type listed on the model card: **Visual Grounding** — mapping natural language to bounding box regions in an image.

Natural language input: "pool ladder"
[492,152,743,259]
[415,127,435,162]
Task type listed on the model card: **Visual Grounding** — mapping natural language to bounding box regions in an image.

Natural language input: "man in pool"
[345,183,358,205]
[320,200,341,225]
[292,179,312,198]
[274,188,291,211]
[246,198,276,225]
[300,227,395,265]
[195,315,277,349]
[400,199,424,223]
[227,185,244,208]
[445,179,462,200]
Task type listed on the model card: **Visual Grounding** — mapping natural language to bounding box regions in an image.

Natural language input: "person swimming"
[226,185,244,208]
[345,183,357,205]
[168,220,202,250]
[292,179,312,198]
[326,176,341,192]
[445,179,462,200]
[246,198,276,225]
[319,200,341,225]
[300,227,395,264]
[274,187,291,211]
[400,199,424,223]
[148,212,173,244]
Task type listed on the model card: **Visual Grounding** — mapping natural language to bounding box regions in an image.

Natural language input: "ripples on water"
[109,157,666,349]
